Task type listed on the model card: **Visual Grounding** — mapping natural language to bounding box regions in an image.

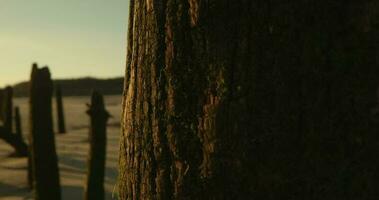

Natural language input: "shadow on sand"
[59,153,118,181]
[62,185,114,200]
[0,182,30,198]
[58,154,117,199]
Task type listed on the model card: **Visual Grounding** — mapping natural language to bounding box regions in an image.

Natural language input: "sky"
[0,0,129,87]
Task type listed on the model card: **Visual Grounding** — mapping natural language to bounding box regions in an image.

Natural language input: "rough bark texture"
[29,64,61,200]
[55,84,66,134]
[119,1,379,199]
[84,91,109,200]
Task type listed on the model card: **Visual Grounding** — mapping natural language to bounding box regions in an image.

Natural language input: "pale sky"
[0,0,129,87]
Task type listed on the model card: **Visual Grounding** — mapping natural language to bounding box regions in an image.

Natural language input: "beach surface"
[0,95,122,200]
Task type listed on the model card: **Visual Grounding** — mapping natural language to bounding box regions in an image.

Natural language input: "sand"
[0,95,122,200]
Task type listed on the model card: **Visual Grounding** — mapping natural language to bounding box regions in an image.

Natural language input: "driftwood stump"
[29,63,61,200]
[0,87,27,157]
[84,91,109,200]
[55,84,66,134]
[14,106,23,139]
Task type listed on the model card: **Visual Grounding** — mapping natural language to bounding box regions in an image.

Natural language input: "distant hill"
[13,77,124,97]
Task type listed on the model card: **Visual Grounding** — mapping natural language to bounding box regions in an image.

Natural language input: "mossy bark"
[84,91,109,200]
[29,64,61,200]
[119,1,379,199]
[55,84,66,134]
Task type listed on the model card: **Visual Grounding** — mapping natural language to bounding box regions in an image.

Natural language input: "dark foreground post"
[29,64,61,200]
[55,84,66,134]
[84,91,109,200]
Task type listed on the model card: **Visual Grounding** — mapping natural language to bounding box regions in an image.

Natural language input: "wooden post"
[29,63,61,200]
[14,106,23,139]
[0,88,27,157]
[0,126,28,157]
[4,86,13,133]
[84,91,109,200]
[0,89,4,124]
[55,84,66,134]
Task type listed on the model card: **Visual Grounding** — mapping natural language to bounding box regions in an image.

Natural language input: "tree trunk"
[55,84,66,134]
[84,91,109,200]
[119,1,379,199]
[29,64,61,200]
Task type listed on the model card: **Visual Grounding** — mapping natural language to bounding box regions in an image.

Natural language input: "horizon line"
[1,75,124,88]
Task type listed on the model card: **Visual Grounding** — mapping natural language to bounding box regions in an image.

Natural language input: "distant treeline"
[13,77,124,97]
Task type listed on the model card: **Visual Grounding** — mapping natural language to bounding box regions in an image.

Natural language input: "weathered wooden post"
[55,84,66,134]
[14,106,23,139]
[0,126,28,157]
[0,89,4,122]
[29,63,61,200]
[4,86,13,133]
[0,87,27,157]
[84,91,109,200]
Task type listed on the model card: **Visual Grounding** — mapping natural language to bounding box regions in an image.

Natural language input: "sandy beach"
[0,95,122,200]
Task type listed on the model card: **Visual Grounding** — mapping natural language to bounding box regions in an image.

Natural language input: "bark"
[29,64,61,200]
[55,84,66,134]
[119,1,379,199]
[84,91,109,200]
